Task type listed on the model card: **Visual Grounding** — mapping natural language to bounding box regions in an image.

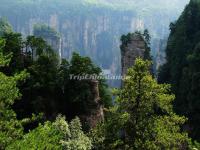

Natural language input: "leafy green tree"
[15,36,60,120]
[26,35,56,59]
[60,52,112,123]
[0,38,27,149]
[8,116,92,150]
[11,36,112,127]
[0,23,112,130]
[91,58,189,149]
[1,32,25,74]
[0,38,92,149]
[189,140,200,150]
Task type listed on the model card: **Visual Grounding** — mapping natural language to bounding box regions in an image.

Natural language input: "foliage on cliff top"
[120,30,152,61]
[34,24,60,39]
[0,18,12,36]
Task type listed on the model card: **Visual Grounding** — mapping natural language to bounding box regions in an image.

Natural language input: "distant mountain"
[84,0,189,12]
[0,0,189,86]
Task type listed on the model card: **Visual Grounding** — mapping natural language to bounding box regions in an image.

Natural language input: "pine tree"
[92,58,189,149]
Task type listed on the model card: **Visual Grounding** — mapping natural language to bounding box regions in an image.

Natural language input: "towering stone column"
[121,33,146,77]
[88,80,104,128]
[33,24,62,60]
[80,80,104,129]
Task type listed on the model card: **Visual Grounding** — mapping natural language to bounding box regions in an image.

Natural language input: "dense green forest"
[158,0,200,143]
[0,0,200,149]
[0,18,111,149]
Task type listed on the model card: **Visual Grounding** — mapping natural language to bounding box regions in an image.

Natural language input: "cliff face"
[0,0,189,86]
[152,38,167,72]
[84,80,104,129]
[33,24,62,59]
[121,34,146,76]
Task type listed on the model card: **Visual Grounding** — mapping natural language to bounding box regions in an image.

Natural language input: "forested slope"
[159,0,200,141]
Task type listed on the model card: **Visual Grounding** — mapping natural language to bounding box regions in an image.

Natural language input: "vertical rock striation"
[121,33,146,77]
[153,38,167,72]
[81,80,104,129]
[0,0,189,86]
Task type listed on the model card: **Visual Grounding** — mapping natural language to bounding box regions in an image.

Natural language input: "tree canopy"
[158,0,200,141]
[91,58,189,150]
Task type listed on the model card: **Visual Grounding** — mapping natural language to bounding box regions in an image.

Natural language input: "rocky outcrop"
[81,80,104,129]
[121,33,146,76]
[33,24,62,59]
[88,80,104,128]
